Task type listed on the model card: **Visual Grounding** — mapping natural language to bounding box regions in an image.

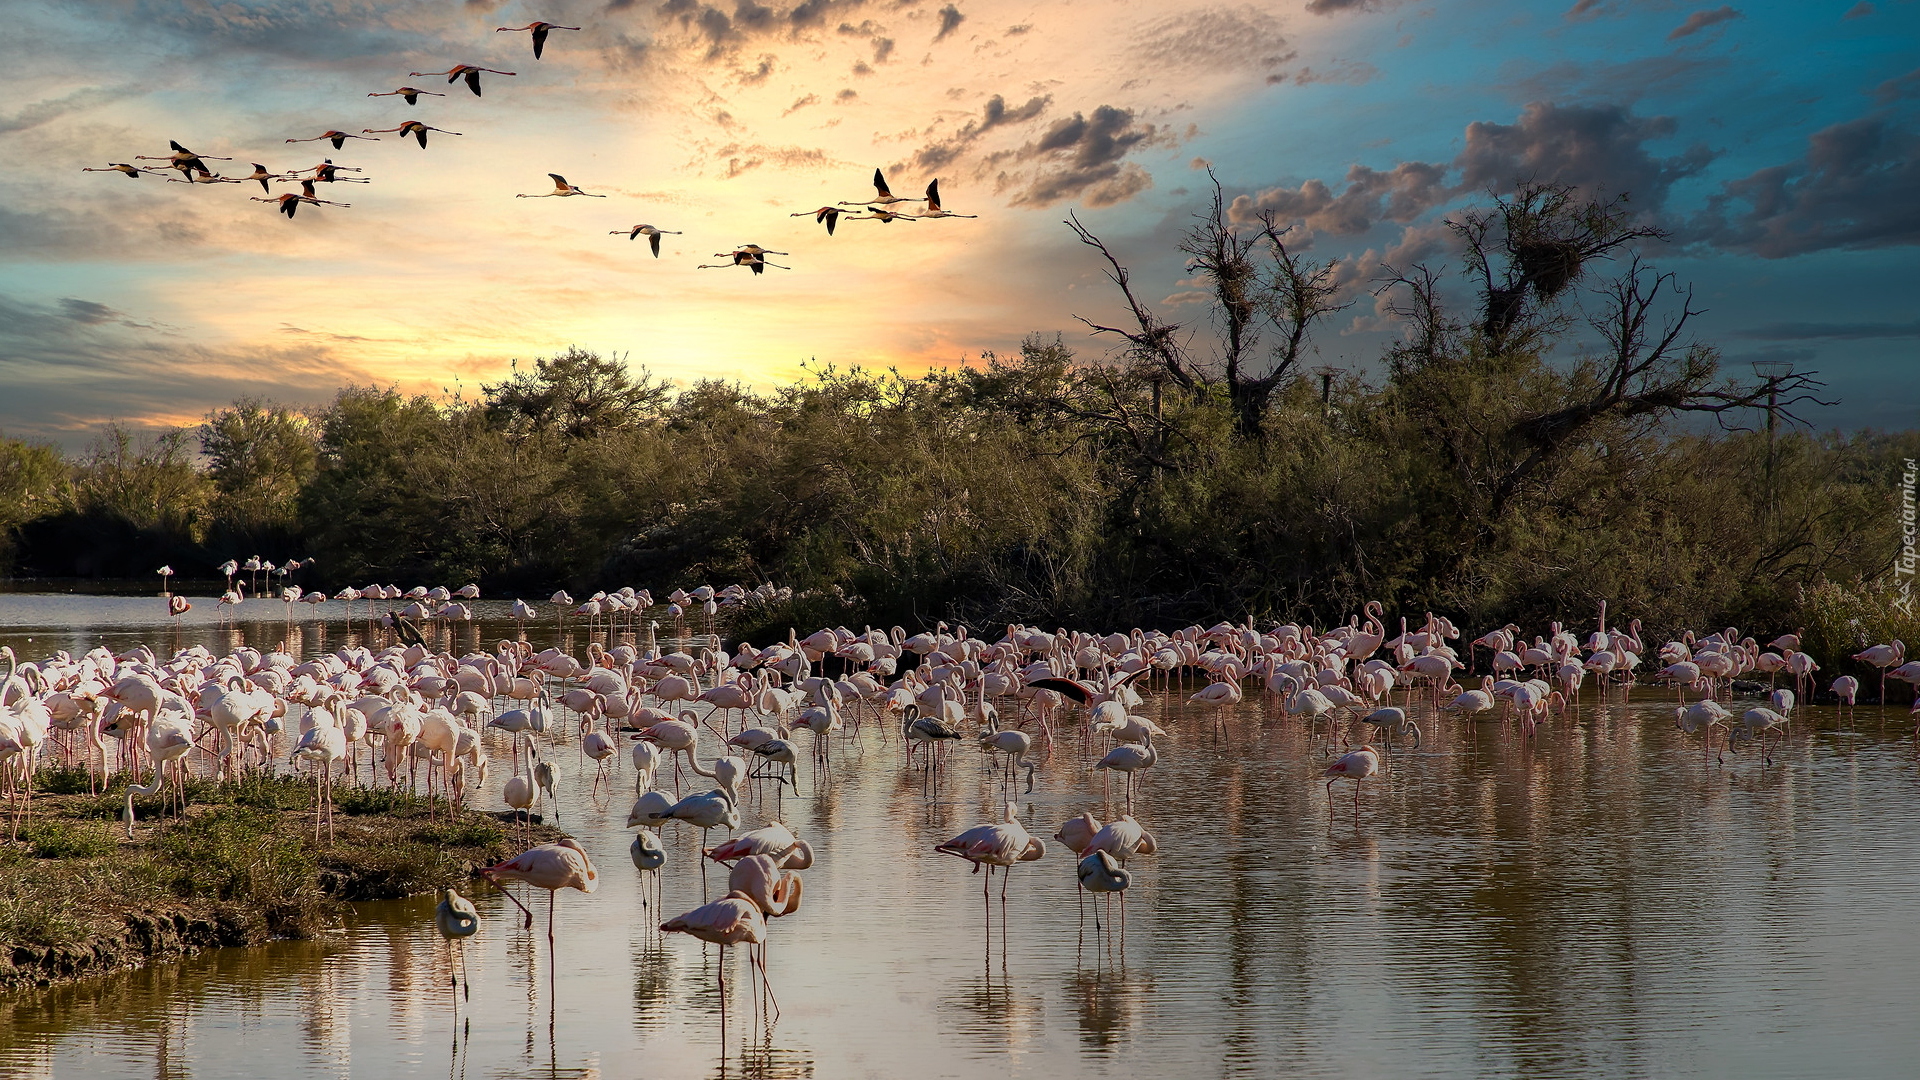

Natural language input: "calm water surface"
[1,591,1918,1079]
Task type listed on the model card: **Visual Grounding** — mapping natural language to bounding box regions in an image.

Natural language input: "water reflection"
[5,594,1920,1077]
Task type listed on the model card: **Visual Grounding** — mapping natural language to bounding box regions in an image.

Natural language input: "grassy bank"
[0,770,558,990]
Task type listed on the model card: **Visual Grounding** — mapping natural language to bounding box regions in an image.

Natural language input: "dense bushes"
[1,185,1914,646]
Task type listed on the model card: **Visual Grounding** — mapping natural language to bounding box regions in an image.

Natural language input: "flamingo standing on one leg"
[482,839,600,958]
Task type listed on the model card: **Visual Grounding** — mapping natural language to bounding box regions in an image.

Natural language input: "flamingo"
[363,121,461,148]
[660,891,768,1037]
[790,206,856,234]
[367,86,445,105]
[435,888,480,1004]
[839,166,924,208]
[482,839,599,951]
[286,130,378,149]
[1853,641,1905,703]
[251,192,349,219]
[1323,744,1380,812]
[517,173,604,197]
[1359,706,1420,750]
[1090,732,1156,810]
[934,803,1046,910]
[611,224,681,256]
[410,64,517,97]
[1832,675,1859,723]
[846,206,917,224]
[82,163,159,178]
[915,179,977,219]
[496,21,580,59]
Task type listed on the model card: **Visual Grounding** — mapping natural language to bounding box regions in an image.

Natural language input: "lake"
[1,590,1917,1079]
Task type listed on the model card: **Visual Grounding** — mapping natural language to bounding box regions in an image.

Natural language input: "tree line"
[2,181,1914,657]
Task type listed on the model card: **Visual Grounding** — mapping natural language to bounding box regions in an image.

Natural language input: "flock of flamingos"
[79,19,974,272]
[3,575,1918,1031]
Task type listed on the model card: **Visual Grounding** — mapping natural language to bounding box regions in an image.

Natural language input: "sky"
[0,0,1915,446]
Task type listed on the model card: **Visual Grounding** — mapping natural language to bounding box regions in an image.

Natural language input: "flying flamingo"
[82,163,159,179]
[251,191,349,218]
[410,64,517,97]
[916,179,977,219]
[846,206,917,224]
[134,140,228,177]
[363,120,461,148]
[287,130,377,149]
[518,173,604,197]
[482,838,600,954]
[368,86,445,105]
[496,21,580,59]
[839,167,924,208]
[611,224,681,256]
[698,249,788,273]
[790,206,856,234]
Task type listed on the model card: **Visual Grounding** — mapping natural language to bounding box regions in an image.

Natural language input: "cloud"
[740,53,777,82]
[0,293,378,443]
[872,36,895,63]
[934,4,965,41]
[783,93,819,115]
[1002,105,1169,207]
[1844,2,1874,17]
[907,92,1050,172]
[1005,23,1030,34]
[1134,6,1292,77]
[1305,0,1379,14]
[1230,161,1452,235]
[1690,113,1920,257]
[0,85,137,136]
[1456,101,1716,208]
[1732,320,1920,340]
[1564,0,1610,21]
[1875,68,1920,104]
[1667,6,1741,41]
[1231,101,1713,241]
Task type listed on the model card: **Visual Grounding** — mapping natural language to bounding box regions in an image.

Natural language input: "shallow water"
[2,592,1918,1079]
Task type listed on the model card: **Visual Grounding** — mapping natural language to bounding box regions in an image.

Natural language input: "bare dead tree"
[1066,171,1350,440]
[1490,256,1833,516]
[1449,181,1666,355]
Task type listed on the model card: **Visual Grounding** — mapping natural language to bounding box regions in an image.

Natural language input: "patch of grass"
[33,767,96,796]
[333,785,419,816]
[19,820,116,860]
[412,818,507,848]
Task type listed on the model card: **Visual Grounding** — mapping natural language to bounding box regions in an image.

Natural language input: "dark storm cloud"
[933,4,964,41]
[1456,101,1716,206]
[1667,6,1741,40]
[1232,101,1712,238]
[1689,113,1920,257]
[908,92,1050,172]
[1003,105,1169,208]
